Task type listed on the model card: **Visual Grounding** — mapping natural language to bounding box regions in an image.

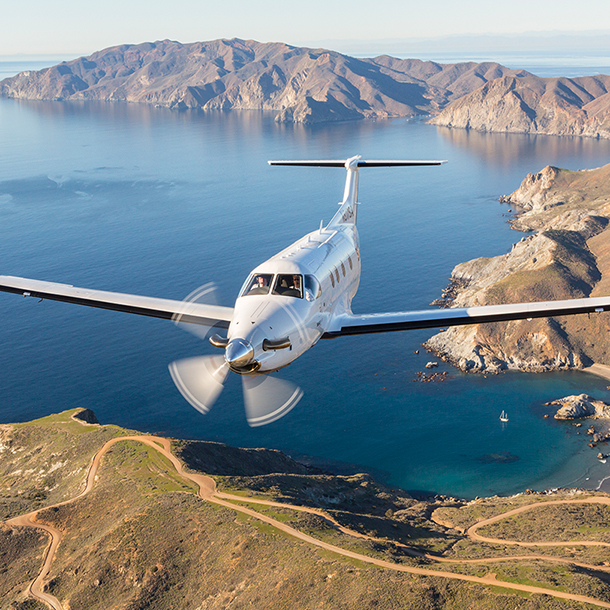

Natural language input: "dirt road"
[7,424,610,609]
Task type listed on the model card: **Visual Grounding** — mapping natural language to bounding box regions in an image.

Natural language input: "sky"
[1,0,610,57]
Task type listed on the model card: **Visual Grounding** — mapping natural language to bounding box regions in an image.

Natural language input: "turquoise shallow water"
[2,96,610,498]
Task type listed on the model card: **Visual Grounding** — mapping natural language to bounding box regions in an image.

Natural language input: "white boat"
[500,410,509,422]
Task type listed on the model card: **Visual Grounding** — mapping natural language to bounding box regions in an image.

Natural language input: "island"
[3,408,610,609]
[426,162,610,373]
[0,38,529,124]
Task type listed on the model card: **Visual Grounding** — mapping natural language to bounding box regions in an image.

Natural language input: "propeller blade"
[168,355,228,414]
[242,375,304,427]
[173,282,221,340]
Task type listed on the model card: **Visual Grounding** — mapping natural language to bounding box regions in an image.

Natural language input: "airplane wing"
[323,297,610,337]
[0,275,233,328]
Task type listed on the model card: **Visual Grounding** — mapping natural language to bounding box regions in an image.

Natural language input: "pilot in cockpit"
[246,274,272,296]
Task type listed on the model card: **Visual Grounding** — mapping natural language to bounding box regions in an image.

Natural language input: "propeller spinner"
[169,284,303,427]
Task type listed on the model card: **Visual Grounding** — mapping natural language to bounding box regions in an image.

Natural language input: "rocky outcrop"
[72,408,99,424]
[430,74,610,139]
[0,38,529,124]
[549,394,610,419]
[425,163,610,373]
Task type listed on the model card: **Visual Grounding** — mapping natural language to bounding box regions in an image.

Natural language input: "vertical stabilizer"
[329,155,360,228]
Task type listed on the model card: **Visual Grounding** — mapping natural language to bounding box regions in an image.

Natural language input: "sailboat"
[500,410,509,422]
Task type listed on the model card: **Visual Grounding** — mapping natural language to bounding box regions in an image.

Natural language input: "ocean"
[2,59,610,499]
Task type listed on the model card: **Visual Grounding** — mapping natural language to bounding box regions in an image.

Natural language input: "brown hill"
[5,409,610,609]
[430,74,610,138]
[426,163,610,372]
[0,38,529,123]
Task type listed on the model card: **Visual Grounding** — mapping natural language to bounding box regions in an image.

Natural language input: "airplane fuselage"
[225,219,360,373]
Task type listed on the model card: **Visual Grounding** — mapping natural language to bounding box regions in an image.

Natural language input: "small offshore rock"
[549,394,610,420]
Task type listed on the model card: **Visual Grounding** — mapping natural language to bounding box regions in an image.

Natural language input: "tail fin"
[268,156,447,228]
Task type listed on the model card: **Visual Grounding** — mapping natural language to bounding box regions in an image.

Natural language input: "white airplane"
[2,155,610,426]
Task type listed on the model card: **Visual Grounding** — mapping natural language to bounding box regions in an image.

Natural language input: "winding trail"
[467,497,610,547]
[7,425,610,609]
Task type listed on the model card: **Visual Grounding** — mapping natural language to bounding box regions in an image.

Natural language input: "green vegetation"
[0,409,126,520]
[4,410,610,609]
[0,527,48,607]
[477,503,610,543]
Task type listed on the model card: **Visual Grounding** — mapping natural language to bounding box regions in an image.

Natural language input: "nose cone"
[225,338,254,368]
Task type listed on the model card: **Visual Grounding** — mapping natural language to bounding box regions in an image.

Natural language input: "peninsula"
[0,38,528,123]
[4,408,610,609]
[430,74,610,139]
[426,162,610,373]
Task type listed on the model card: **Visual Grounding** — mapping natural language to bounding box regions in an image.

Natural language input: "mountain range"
[431,74,610,138]
[0,38,530,123]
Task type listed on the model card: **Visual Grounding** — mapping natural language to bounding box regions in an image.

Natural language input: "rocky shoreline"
[425,162,610,374]
[546,394,610,458]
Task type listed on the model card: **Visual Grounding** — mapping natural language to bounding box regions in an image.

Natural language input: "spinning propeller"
[168,283,303,426]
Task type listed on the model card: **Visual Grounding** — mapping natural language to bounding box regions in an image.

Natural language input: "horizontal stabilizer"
[268,159,447,167]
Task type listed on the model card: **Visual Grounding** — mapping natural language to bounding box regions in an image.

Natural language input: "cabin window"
[330,273,335,288]
[341,262,346,276]
[348,255,353,270]
[304,275,321,300]
[242,273,274,296]
[272,274,303,298]
[334,268,340,283]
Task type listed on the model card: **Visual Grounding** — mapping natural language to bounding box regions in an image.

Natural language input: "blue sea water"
[2,94,610,499]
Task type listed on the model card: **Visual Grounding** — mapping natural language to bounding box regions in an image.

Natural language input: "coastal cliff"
[426,163,610,372]
[0,38,529,124]
[430,74,610,139]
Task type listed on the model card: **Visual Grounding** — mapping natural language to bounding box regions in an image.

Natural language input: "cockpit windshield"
[272,274,303,298]
[242,273,273,296]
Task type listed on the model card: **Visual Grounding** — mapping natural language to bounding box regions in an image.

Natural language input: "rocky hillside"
[0,38,529,123]
[430,74,610,138]
[426,163,610,372]
[5,408,610,609]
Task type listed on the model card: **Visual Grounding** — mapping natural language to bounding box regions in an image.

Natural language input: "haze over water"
[2,90,610,498]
